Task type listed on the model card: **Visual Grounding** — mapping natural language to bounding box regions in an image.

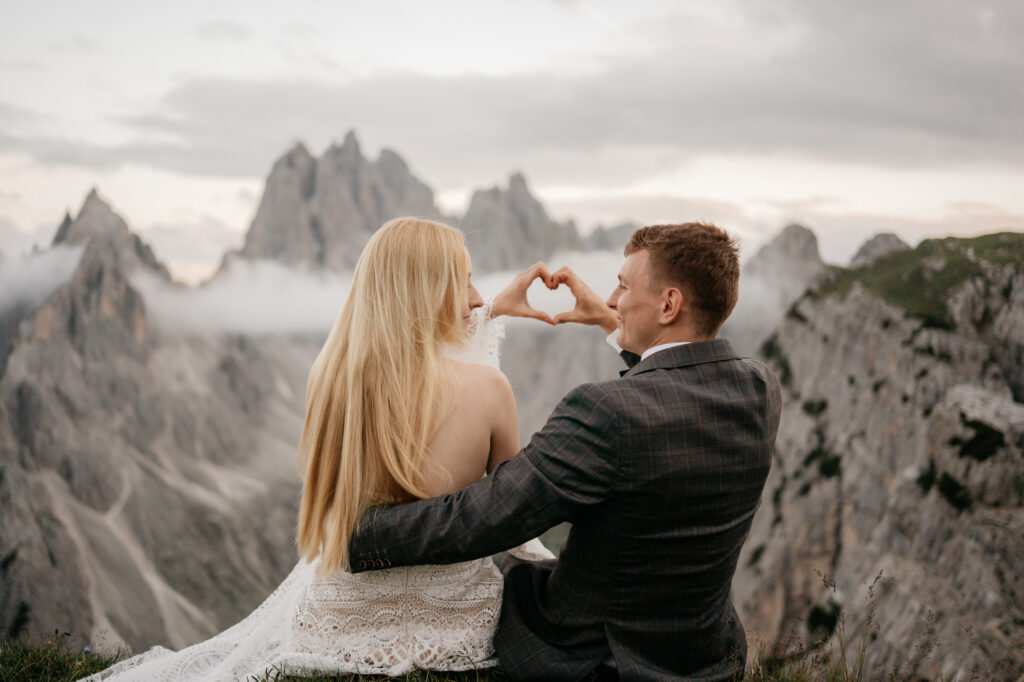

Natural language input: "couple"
[86,218,780,682]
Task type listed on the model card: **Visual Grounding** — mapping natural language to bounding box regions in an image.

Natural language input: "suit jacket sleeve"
[348,382,620,572]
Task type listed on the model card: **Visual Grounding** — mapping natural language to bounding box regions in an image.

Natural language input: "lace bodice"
[276,556,504,676]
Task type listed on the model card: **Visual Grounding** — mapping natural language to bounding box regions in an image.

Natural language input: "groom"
[349,223,781,681]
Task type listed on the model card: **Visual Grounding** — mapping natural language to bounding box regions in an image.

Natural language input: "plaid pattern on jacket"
[349,339,782,681]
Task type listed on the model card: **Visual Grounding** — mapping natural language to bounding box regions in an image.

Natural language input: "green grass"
[818,231,1024,330]
[0,632,125,682]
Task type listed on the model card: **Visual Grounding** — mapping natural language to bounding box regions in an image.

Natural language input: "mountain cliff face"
[460,173,583,273]
[237,131,444,271]
[0,196,314,651]
[722,224,826,356]
[733,233,1024,679]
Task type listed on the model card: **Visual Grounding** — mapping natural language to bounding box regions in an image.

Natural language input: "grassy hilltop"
[819,231,1024,330]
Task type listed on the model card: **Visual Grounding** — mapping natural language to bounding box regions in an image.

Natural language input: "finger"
[552,311,581,325]
[535,264,556,289]
[552,269,583,292]
[525,261,548,280]
[526,309,556,325]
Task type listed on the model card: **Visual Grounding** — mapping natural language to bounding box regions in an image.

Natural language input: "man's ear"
[659,288,685,325]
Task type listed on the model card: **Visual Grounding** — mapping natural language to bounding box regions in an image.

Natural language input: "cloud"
[0,100,36,125]
[52,34,103,53]
[132,260,353,335]
[129,249,624,336]
[0,60,45,72]
[7,2,1022,184]
[0,245,83,315]
[0,216,53,257]
[547,193,766,253]
[140,215,244,285]
[194,20,252,42]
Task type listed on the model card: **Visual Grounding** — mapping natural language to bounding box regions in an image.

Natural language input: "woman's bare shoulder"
[448,360,514,404]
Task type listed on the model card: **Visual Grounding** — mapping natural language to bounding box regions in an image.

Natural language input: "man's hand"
[491,262,557,325]
[551,266,618,334]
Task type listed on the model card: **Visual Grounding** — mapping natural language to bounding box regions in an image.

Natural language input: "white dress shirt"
[605,329,690,361]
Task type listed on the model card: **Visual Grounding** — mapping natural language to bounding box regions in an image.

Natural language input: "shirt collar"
[640,341,691,361]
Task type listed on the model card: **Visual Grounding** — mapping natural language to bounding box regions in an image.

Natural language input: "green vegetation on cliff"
[819,232,1024,329]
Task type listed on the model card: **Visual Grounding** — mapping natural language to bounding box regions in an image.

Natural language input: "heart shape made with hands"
[524,277,577,319]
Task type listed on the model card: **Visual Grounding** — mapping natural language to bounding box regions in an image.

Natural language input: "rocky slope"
[459,173,583,272]
[733,233,1024,679]
[236,131,444,271]
[0,195,315,652]
[722,223,827,356]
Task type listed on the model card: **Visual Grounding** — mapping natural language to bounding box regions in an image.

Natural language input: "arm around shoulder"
[348,382,622,571]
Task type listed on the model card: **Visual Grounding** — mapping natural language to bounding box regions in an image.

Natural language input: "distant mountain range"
[1,131,1020,679]
[229,130,582,275]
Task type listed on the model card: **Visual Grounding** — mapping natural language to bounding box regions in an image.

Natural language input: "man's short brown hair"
[625,222,739,338]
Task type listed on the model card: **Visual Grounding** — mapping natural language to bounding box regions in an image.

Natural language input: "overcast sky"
[2,0,1023,281]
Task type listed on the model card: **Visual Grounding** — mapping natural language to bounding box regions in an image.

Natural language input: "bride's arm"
[486,371,519,473]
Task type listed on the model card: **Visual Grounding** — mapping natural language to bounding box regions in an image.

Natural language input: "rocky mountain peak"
[323,131,362,167]
[237,132,444,271]
[52,211,74,244]
[281,141,314,167]
[460,173,582,272]
[850,232,911,268]
[747,223,823,274]
[722,223,827,355]
[507,172,530,196]
[52,188,129,248]
[49,190,171,281]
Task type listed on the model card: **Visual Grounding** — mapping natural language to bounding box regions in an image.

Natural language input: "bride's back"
[420,358,519,497]
[296,218,519,575]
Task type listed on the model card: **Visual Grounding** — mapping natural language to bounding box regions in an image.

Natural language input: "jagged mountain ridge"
[458,173,583,272]
[733,233,1024,679]
[233,133,585,276]
[0,195,316,651]
[236,131,445,271]
[52,188,172,282]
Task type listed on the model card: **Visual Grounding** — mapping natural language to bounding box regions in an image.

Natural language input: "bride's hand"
[551,266,618,334]
[491,262,557,325]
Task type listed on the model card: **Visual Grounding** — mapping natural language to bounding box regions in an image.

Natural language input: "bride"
[84,218,554,681]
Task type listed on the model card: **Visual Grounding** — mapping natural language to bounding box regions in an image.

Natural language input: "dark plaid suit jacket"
[349,339,781,681]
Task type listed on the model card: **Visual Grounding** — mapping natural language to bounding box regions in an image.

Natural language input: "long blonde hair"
[296,217,469,573]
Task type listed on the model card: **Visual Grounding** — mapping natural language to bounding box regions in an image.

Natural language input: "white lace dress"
[82,311,555,681]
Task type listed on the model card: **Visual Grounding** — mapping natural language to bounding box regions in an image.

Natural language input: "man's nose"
[606,291,618,309]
